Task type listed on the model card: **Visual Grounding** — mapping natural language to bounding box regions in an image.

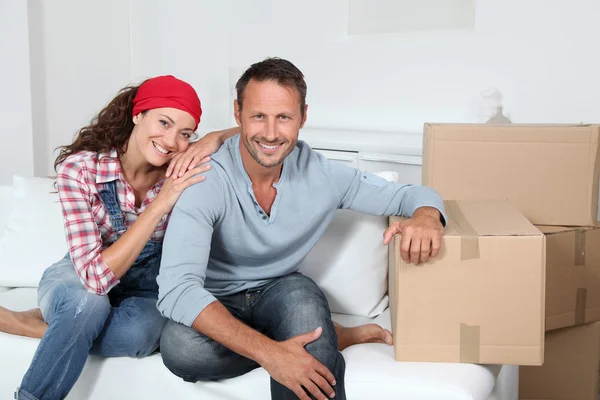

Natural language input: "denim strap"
[98,180,126,234]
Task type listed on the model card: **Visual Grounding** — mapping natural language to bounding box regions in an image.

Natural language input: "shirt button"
[259,210,264,214]
[262,215,268,220]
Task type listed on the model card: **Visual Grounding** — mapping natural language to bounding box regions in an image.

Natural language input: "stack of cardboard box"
[388,124,600,400]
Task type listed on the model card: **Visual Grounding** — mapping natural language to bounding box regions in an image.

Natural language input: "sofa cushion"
[0,176,67,287]
[299,171,399,317]
[0,185,13,241]
[1,172,397,320]
[0,288,505,400]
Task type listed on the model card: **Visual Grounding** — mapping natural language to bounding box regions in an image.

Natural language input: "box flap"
[421,123,600,226]
[536,225,577,234]
[443,199,541,237]
[536,225,597,235]
[424,123,600,144]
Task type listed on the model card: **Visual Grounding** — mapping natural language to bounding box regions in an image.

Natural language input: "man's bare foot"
[334,322,393,351]
[0,306,47,339]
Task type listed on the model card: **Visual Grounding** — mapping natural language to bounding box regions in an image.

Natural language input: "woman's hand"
[153,164,211,215]
[167,128,239,178]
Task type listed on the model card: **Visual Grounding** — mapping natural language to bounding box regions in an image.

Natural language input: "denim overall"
[99,180,162,301]
[16,180,167,400]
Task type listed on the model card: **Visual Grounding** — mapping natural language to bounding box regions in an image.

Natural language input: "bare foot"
[334,322,393,351]
[0,306,47,339]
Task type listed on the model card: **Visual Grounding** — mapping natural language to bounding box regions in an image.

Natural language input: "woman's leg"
[17,260,112,400]
[334,322,393,351]
[90,295,166,358]
[0,306,46,338]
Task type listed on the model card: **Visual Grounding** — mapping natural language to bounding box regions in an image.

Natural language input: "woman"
[0,75,227,400]
[0,75,391,400]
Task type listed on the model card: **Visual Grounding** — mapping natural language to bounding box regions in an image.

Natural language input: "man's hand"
[383,206,444,264]
[261,327,336,400]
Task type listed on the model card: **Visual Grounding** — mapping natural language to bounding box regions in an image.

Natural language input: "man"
[157,58,446,400]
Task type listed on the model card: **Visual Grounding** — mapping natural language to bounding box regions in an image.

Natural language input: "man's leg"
[159,290,259,382]
[251,273,346,400]
[160,318,260,381]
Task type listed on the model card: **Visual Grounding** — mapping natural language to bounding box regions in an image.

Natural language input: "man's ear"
[299,104,308,129]
[234,99,241,126]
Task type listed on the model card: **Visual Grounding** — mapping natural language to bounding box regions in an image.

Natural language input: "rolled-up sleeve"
[323,158,447,224]
[56,160,118,295]
[156,168,224,327]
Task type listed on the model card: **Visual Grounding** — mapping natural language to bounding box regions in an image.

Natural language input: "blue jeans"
[16,255,167,400]
[160,273,346,400]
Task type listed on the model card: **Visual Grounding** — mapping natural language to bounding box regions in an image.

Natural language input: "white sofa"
[0,177,519,400]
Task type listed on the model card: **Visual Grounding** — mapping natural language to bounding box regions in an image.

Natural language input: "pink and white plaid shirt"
[56,149,168,295]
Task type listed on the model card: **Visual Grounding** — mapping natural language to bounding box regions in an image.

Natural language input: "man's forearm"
[191,301,276,365]
[216,126,241,144]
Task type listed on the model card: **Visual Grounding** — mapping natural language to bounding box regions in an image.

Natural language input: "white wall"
[0,2,34,185]
[3,0,600,179]
[130,0,600,134]
[28,0,131,176]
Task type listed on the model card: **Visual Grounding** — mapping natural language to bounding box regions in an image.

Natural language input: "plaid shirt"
[56,149,168,295]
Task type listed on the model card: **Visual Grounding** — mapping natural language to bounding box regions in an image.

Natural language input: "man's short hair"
[235,57,307,117]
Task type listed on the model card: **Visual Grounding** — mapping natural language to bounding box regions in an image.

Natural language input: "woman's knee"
[129,316,166,357]
[42,283,111,328]
[91,296,166,358]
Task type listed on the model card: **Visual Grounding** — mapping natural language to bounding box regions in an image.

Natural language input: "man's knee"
[160,320,258,382]
[310,345,346,378]
[268,274,336,344]
[161,320,222,381]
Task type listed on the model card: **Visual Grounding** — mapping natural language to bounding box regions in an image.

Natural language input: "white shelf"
[300,127,423,157]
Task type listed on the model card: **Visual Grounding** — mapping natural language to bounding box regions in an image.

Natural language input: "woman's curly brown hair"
[53,80,148,171]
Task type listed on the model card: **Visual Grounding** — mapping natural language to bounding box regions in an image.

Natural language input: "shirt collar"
[95,148,122,184]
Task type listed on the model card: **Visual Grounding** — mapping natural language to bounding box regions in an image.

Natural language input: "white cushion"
[0,185,15,291]
[0,288,505,400]
[300,171,399,317]
[0,185,13,241]
[0,170,400,318]
[0,176,67,287]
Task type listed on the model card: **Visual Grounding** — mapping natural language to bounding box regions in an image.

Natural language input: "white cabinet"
[313,149,359,168]
[314,148,422,185]
[305,128,423,184]
[358,152,422,185]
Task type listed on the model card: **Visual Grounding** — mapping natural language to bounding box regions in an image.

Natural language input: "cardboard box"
[422,123,600,227]
[541,226,600,331]
[389,199,545,365]
[519,322,600,400]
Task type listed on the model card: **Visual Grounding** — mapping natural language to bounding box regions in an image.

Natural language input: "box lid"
[536,225,598,235]
[424,123,600,144]
[443,199,542,237]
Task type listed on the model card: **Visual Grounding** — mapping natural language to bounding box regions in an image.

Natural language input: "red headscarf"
[132,75,202,131]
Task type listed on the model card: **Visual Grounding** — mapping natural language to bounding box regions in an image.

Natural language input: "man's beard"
[241,134,295,168]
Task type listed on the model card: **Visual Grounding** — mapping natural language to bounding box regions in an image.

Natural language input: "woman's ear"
[132,112,142,125]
